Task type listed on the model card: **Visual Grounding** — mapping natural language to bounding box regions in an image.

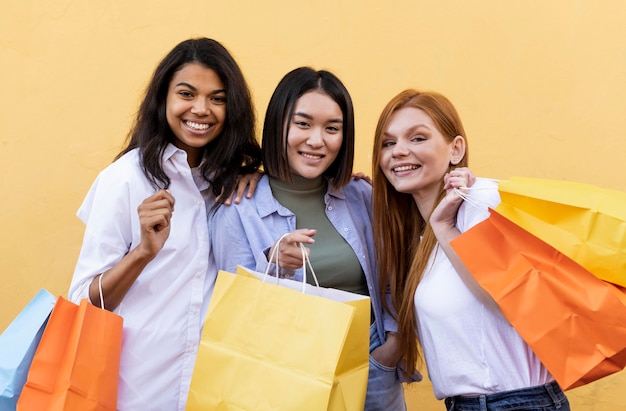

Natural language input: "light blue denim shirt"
[209,174,396,344]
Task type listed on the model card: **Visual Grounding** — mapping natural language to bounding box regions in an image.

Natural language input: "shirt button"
[343,228,349,232]
[327,206,333,211]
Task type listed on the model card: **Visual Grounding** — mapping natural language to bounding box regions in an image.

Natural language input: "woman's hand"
[370,332,402,368]
[268,229,317,270]
[221,170,264,205]
[428,168,497,306]
[136,189,175,258]
[352,172,372,185]
[90,189,175,310]
[429,167,475,230]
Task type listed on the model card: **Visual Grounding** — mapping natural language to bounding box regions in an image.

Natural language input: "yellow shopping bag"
[186,266,370,411]
[495,176,626,287]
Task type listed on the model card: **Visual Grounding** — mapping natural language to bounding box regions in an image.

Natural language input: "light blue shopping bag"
[0,289,56,410]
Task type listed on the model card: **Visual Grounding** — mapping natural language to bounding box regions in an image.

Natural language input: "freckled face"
[286,91,344,179]
[379,107,456,198]
[165,63,226,164]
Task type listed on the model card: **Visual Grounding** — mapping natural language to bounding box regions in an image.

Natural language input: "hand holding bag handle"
[457,176,626,287]
[187,234,371,411]
[265,233,320,293]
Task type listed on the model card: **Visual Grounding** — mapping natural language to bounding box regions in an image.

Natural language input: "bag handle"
[98,273,105,309]
[452,178,502,208]
[264,233,321,294]
[300,241,321,290]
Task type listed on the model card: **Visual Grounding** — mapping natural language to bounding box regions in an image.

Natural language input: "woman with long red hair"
[372,89,570,410]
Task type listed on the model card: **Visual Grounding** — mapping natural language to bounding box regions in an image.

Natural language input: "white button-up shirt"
[69,145,217,411]
[414,178,552,399]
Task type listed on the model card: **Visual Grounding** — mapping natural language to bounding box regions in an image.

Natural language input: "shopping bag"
[495,176,626,287]
[237,265,372,410]
[186,267,370,411]
[451,209,626,390]
[17,297,123,411]
[0,289,56,410]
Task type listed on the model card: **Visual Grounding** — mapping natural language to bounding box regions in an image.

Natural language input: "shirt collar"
[254,175,347,219]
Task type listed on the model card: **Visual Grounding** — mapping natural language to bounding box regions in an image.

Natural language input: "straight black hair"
[261,66,354,188]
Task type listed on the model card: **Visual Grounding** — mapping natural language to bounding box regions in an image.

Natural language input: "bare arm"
[89,189,175,310]
[429,169,495,305]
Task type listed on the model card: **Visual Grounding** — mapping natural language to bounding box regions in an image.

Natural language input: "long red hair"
[372,89,469,377]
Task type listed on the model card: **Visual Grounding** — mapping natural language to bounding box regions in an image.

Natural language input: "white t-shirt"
[414,178,553,399]
[69,145,217,410]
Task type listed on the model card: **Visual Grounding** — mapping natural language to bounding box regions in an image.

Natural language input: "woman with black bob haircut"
[69,37,262,410]
[261,67,354,188]
[210,66,415,410]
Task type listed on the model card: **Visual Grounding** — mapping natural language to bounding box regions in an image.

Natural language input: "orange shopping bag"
[495,176,626,287]
[451,209,626,390]
[17,297,123,411]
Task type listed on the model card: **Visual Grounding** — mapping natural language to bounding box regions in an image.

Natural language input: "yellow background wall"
[1,1,625,409]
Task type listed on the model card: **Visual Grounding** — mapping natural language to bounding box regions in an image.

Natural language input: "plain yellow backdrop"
[1,1,625,409]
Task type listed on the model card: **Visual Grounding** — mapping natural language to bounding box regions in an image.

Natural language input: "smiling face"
[379,106,464,202]
[165,62,226,166]
[286,90,344,179]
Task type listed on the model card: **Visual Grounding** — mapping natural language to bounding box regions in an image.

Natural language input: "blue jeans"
[444,381,570,411]
[364,323,406,411]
